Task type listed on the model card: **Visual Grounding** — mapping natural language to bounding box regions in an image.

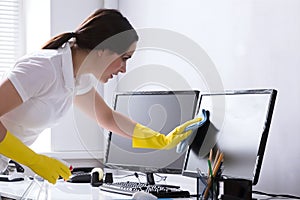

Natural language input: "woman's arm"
[74,88,136,139]
[0,78,71,183]
[74,88,202,149]
[0,78,23,141]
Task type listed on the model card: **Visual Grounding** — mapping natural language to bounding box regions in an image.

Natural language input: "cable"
[253,190,300,199]
[153,173,167,182]
[134,172,141,183]
[113,172,145,180]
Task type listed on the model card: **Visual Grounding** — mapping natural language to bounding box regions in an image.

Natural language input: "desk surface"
[0,175,298,200]
[0,174,196,200]
[0,179,142,199]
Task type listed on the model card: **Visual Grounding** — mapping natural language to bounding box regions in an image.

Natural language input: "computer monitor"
[104,90,200,174]
[183,89,277,185]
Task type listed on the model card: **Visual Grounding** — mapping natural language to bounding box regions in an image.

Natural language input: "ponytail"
[41,32,77,49]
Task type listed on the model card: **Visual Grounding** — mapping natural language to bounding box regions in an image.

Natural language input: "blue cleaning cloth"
[176,109,208,153]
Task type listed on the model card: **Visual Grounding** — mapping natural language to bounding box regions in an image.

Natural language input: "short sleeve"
[7,58,55,102]
[75,74,96,95]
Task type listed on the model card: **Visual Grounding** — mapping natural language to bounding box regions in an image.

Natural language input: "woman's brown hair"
[41,9,138,54]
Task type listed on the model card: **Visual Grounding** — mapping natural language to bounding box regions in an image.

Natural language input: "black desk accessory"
[0,175,24,182]
[67,167,93,183]
[219,178,252,200]
[9,160,24,173]
[104,172,113,183]
[0,160,25,182]
[68,172,91,183]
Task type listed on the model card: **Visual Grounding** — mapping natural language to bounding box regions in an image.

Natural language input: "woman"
[0,9,200,184]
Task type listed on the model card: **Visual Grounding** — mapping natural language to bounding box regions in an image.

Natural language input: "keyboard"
[99,181,190,198]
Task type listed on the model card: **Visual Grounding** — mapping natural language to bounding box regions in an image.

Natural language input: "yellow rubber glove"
[0,131,71,184]
[132,117,202,149]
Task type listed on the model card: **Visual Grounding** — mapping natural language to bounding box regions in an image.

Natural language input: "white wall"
[23,0,50,53]
[118,0,300,196]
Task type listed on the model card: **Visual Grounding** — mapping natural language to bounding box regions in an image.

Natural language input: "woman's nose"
[120,63,126,73]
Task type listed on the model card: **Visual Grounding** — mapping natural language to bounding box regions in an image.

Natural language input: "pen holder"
[206,176,220,200]
[196,174,220,200]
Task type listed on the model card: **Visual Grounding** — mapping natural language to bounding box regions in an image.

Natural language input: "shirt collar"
[60,42,75,91]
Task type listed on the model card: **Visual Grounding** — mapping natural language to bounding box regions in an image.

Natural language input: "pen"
[213,149,220,169]
[207,160,213,179]
[208,149,213,176]
[213,152,224,177]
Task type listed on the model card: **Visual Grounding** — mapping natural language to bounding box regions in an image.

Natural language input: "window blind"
[0,0,22,76]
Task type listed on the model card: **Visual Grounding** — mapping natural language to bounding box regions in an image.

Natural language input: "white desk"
[0,179,142,199]
[0,175,295,200]
[0,174,197,200]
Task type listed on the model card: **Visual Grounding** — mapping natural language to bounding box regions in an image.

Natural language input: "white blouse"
[0,43,95,145]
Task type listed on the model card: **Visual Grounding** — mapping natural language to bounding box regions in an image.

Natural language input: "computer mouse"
[132,191,158,200]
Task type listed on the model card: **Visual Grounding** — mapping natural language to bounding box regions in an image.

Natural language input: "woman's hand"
[0,131,71,184]
[132,117,202,149]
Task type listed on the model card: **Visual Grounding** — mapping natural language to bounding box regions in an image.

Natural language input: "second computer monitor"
[183,89,277,185]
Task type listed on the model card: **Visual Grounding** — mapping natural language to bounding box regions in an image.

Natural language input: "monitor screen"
[183,89,277,185]
[104,90,200,174]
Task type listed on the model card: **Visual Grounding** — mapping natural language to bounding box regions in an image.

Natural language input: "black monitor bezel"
[104,90,200,174]
[182,89,277,185]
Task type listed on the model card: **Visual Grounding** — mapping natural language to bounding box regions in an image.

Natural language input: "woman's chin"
[98,78,107,83]
[101,77,111,83]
